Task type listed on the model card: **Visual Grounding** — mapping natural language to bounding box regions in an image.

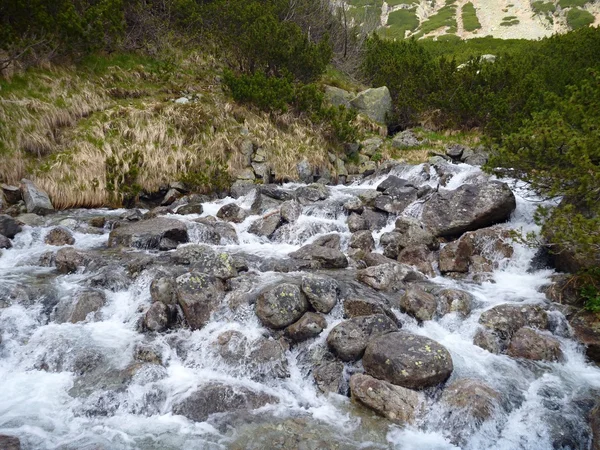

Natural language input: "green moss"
[567,8,595,29]
[462,2,482,32]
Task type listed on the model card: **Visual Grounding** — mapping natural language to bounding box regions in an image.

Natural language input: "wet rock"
[280,200,302,223]
[85,264,130,291]
[437,288,473,317]
[569,310,600,364]
[161,188,181,206]
[327,314,398,361]
[357,262,423,291]
[473,328,502,354]
[0,214,22,239]
[358,190,381,206]
[343,198,364,214]
[44,227,75,246]
[260,185,295,201]
[230,180,256,199]
[347,213,367,232]
[289,244,348,269]
[0,435,21,450]
[398,245,436,277]
[445,144,466,160]
[217,203,248,223]
[150,275,178,305]
[295,183,329,203]
[350,373,422,425]
[541,273,583,306]
[15,212,44,226]
[285,312,327,342]
[20,179,54,215]
[176,202,203,215]
[377,176,409,192]
[144,302,170,332]
[256,283,309,329]
[363,331,453,389]
[55,247,90,274]
[349,230,374,253]
[248,212,282,238]
[69,289,107,323]
[350,86,392,124]
[343,297,393,321]
[507,327,563,362]
[248,337,290,379]
[422,182,516,237]
[399,287,438,322]
[2,183,22,204]
[297,159,314,183]
[108,218,188,250]
[171,244,237,279]
[361,208,388,231]
[88,216,106,228]
[313,361,344,394]
[0,234,11,249]
[373,188,417,214]
[441,378,501,422]
[313,233,342,249]
[479,304,548,341]
[176,272,225,330]
[301,274,339,313]
[392,130,420,149]
[395,217,439,250]
[172,383,277,422]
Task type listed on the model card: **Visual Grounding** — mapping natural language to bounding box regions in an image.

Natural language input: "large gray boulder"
[478,304,548,341]
[20,179,54,215]
[0,214,22,239]
[399,286,438,322]
[350,373,422,425]
[289,244,348,269]
[285,312,327,342]
[248,212,282,238]
[44,227,75,246]
[363,331,453,389]
[350,86,392,125]
[108,218,188,250]
[150,275,178,305]
[507,327,563,362]
[301,274,339,313]
[217,203,248,223]
[324,85,354,109]
[176,272,225,330]
[357,262,423,291]
[256,283,309,329]
[55,247,90,274]
[440,378,501,422]
[171,244,237,279]
[421,182,516,237]
[326,314,398,361]
[173,383,277,422]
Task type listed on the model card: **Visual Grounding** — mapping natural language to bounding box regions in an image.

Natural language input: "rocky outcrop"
[422,182,516,237]
[108,218,189,250]
[349,86,392,124]
[350,373,422,425]
[20,179,54,215]
[256,283,309,329]
[363,331,453,389]
[327,314,398,361]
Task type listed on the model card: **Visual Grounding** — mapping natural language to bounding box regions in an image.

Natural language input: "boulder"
[343,297,394,320]
[285,312,327,342]
[445,144,466,160]
[289,244,348,269]
[44,227,75,246]
[0,234,11,249]
[347,213,368,232]
[358,190,381,206]
[295,183,329,203]
[248,213,282,238]
[507,327,563,362]
[361,208,388,231]
[349,230,375,253]
[392,130,420,149]
[88,216,106,228]
[343,198,364,214]
[373,188,417,214]
[313,361,344,394]
[107,218,188,250]
[350,373,422,425]
[230,180,256,198]
[150,275,178,305]
[473,328,502,354]
[256,283,309,329]
[176,272,225,330]
[363,331,453,389]
[297,159,314,183]
[324,85,353,109]
[171,244,237,280]
[398,245,436,277]
[0,214,22,239]
[591,401,600,450]
[326,314,398,361]
[1,184,22,204]
[350,86,392,124]
[176,202,204,216]
[217,203,248,223]
[394,217,439,250]
[478,304,548,341]
[361,137,383,157]
[437,288,473,317]
[301,274,339,313]
[260,185,295,201]
[440,378,501,421]
[55,247,90,274]
[15,213,43,226]
[20,179,54,215]
[69,289,107,323]
[357,262,423,291]
[172,383,277,422]
[422,182,516,237]
[399,287,438,322]
[161,188,181,206]
[0,435,20,450]
[569,310,600,364]
[313,233,342,249]
[144,301,170,332]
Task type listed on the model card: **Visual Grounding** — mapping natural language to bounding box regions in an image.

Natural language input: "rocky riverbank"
[0,158,599,449]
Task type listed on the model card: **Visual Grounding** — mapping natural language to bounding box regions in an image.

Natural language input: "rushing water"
[0,162,598,450]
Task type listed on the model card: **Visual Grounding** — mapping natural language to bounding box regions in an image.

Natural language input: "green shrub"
[532,1,557,14]
[567,8,595,30]
[386,9,420,38]
[223,70,295,112]
[462,3,482,32]
[559,0,591,7]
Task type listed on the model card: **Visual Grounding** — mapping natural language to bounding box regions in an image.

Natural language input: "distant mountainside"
[346,0,600,40]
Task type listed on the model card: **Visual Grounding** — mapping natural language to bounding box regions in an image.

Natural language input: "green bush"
[462,3,481,32]
[567,8,595,30]
[223,70,295,112]
[559,0,591,7]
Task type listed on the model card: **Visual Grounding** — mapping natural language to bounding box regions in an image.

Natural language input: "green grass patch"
[462,2,482,32]
[532,1,557,14]
[347,0,383,7]
[559,0,591,7]
[500,16,520,26]
[386,0,417,5]
[567,7,595,29]
[386,9,420,38]
[413,2,457,38]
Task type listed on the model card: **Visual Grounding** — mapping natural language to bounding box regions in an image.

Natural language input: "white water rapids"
[0,162,599,450]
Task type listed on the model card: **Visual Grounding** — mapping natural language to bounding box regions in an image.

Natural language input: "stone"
[361,208,388,231]
[350,373,422,425]
[422,182,516,237]
[297,159,314,183]
[363,331,453,389]
[349,230,375,252]
[361,137,384,157]
[161,188,180,206]
[377,176,410,192]
[295,183,329,203]
[150,275,178,305]
[55,247,90,274]
[248,213,282,238]
[357,262,423,291]
[230,180,256,198]
[0,234,11,249]
[591,401,600,450]
[69,289,106,323]
[445,144,466,160]
[1,184,22,204]
[399,287,438,322]
[44,227,75,246]
[0,214,22,239]
[176,272,224,330]
[285,312,327,342]
[260,185,295,201]
[15,213,43,226]
[280,200,302,224]
[569,310,600,364]
[172,383,277,422]
[88,216,106,228]
[398,245,436,277]
[350,86,392,124]
[343,297,393,320]
[343,198,364,214]
[144,301,170,332]
[301,274,339,313]
[440,378,501,421]
[473,328,502,354]
[289,244,348,269]
[176,203,203,215]
[235,168,256,181]
[347,213,368,232]
[171,244,237,280]
[373,188,417,214]
[107,218,188,250]
[326,314,398,361]
[324,85,354,108]
[0,435,20,450]
[256,283,309,329]
[358,190,381,206]
[394,217,439,250]
[20,179,54,215]
[507,327,563,362]
[392,130,420,149]
[479,304,548,341]
[313,361,344,394]
[437,288,472,316]
[335,157,348,176]
[252,162,271,181]
[217,203,248,223]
